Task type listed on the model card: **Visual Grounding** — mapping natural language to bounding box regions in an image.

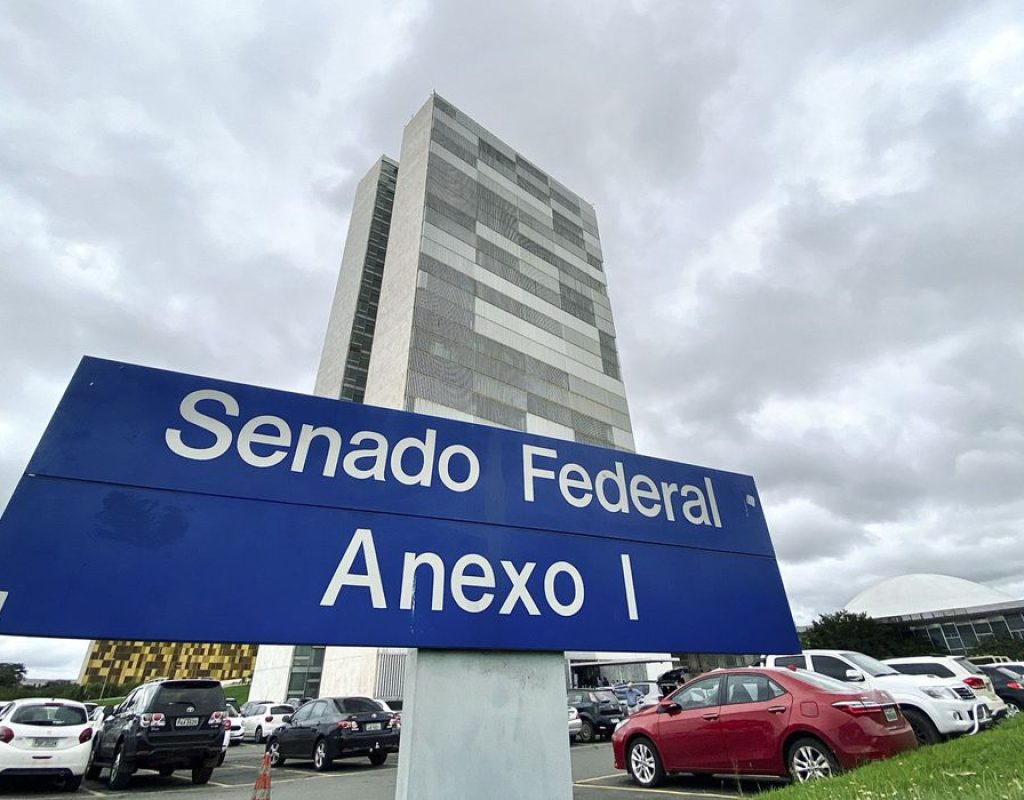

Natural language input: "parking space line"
[576,773,625,783]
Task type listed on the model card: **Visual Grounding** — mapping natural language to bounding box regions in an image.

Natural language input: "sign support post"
[395,649,571,800]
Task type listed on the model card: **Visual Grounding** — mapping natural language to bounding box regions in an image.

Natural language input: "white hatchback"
[240,703,295,743]
[0,698,94,791]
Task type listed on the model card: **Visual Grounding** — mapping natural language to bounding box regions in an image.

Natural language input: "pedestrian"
[624,681,642,712]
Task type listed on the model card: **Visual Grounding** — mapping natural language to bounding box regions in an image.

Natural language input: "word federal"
[164,389,723,530]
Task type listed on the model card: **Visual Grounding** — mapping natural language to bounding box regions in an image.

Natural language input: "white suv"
[762,650,988,744]
[884,656,1008,718]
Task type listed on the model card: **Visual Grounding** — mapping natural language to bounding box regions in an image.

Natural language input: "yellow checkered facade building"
[78,641,256,688]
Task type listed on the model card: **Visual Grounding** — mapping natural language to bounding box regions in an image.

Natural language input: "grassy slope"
[769,716,1024,800]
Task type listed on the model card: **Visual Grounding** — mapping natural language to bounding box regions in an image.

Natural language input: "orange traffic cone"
[252,752,272,800]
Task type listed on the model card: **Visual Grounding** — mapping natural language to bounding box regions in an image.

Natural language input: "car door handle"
[701,712,719,721]
[766,706,787,714]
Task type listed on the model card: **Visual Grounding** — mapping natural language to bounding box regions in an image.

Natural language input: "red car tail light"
[140,713,166,729]
[223,718,232,730]
[336,720,360,731]
[388,714,401,729]
[832,700,883,715]
[963,677,986,689]
[79,728,93,744]
[265,716,274,723]
[1007,681,1023,690]
[0,726,13,744]
[207,711,224,728]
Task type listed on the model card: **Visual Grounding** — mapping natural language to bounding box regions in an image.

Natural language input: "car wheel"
[368,751,387,766]
[577,720,595,743]
[313,738,333,772]
[84,745,102,781]
[108,745,132,791]
[1005,701,1020,718]
[902,708,942,746]
[191,766,214,785]
[787,737,840,783]
[59,775,83,792]
[267,739,286,767]
[158,767,175,777]
[626,737,664,788]
[254,725,264,744]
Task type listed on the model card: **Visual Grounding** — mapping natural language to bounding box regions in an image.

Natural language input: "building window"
[287,646,325,700]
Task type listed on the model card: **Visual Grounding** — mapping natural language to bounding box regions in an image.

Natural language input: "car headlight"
[919,687,956,699]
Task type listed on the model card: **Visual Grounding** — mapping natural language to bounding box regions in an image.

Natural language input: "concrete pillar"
[395,649,572,800]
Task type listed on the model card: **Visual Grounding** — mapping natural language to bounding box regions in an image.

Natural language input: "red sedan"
[611,667,917,787]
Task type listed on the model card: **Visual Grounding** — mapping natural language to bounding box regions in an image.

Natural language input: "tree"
[800,611,924,658]
[967,634,1024,661]
[0,663,27,688]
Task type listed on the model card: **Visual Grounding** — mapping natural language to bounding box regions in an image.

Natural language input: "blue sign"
[0,357,799,653]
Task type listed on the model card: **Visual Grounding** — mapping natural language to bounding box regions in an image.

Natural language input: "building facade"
[78,640,256,690]
[250,94,666,703]
[846,573,1024,656]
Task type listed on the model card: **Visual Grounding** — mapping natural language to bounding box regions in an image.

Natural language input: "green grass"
[768,716,1024,800]
[90,682,250,709]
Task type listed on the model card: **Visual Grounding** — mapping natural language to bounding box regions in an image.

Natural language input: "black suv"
[566,688,627,743]
[87,678,227,789]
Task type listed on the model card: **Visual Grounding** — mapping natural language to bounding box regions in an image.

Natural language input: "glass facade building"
[248,94,662,704]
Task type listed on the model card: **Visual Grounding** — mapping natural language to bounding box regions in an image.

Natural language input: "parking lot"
[0,740,783,800]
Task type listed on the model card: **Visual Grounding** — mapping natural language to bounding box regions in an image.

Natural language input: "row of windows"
[340,167,396,403]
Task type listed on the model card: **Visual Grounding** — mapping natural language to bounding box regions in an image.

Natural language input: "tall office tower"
[249,94,652,704]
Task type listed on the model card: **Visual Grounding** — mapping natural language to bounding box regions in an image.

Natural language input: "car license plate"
[366,722,382,731]
[175,717,200,727]
[32,738,58,748]
[884,707,898,722]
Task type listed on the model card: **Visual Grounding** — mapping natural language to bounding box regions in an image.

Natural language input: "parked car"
[612,667,917,787]
[568,707,582,741]
[656,668,690,696]
[762,650,987,744]
[884,656,1008,719]
[567,688,627,743]
[374,698,403,712]
[0,697,94,792]
[87,678,227,789]
[241,703,295,744]
[224,705,245,745]
[265,697,398,770]
[239,700,274,718]
[977,666,1024,716]
[969,655,1012,666]
[613,682,661,713]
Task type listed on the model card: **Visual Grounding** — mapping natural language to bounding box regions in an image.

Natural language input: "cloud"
[1,0,1022,674]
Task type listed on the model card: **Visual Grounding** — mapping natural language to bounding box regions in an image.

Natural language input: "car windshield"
[151,682,225,715]
[954,657,985,676]
[11,703,87,727]
[589,690,618,703]
[269,706,294,715]
[842,652,900,677]
[996,667,1023,680]
[786,671,862,694]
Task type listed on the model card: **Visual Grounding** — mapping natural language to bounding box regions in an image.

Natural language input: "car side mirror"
[282,715,292,723]
[845,669,865,682]
[656,700,680,714]
[102,706,114,718]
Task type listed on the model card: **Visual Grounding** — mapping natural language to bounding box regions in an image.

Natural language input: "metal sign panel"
[0,357,799,652]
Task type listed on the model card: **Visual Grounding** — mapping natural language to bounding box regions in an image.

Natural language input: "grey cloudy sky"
[1,0,1022,678]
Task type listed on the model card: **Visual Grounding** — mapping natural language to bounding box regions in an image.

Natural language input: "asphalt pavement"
[0,740,784,799]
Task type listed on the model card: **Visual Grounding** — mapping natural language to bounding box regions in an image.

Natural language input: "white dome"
[846,574,1015,618]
